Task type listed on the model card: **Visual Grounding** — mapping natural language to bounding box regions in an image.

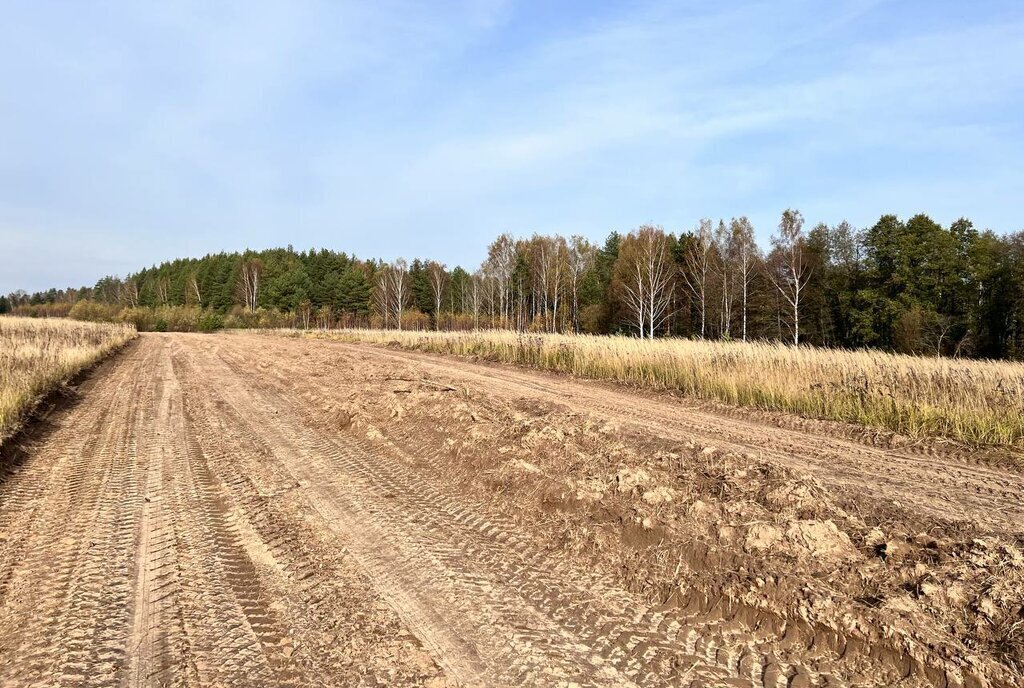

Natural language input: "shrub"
[198,312,224,333]
[69,301,122,323]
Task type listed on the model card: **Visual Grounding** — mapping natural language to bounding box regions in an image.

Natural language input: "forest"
[4,210,1024,359]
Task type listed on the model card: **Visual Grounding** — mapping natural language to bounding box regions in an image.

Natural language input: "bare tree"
[297,299,313,329]
[470,270,484,329]
[120,279,139,308]
[485,234,515,325]
[372,267,392,328]
[480,264,497,323]
[315,304,333,330]
[568,235,596,332]
[155,277,170,307]
[186,273,202,307]
[767,209,812,345]
[528,235,569,332]
[616,243,646,337]
[527,236,548,330]
[680,219,714,338]
[713,220,734,338]
[426,261,448,330]
[238,258,262,313]
[643,229,675,340]
[549,236,567,332]
[386,259,410,330]
[615,225,675,339]
[731,217,758,341]
[372,260,409,329]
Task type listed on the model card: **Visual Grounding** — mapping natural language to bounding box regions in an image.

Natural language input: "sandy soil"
[0,332,1020,687]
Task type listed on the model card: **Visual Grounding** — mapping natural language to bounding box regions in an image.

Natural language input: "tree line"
[4,210,1024,359]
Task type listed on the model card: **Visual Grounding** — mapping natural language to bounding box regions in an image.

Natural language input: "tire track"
[324,341,1024,533]
[138,340,289,686]
[212,333,1018,687]
[2,331,1002,687]
[0,334,455,688]
[176,343,594,686]
[169,342,453,687]
[186,335,892,687]
[125,342,197,688]
[0,340,155,685]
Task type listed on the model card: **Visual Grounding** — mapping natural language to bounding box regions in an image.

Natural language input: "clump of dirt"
[614,466,651,493]
[332,408,353,431]
[296,348,1024,687]
[641,485,676,505]
[784,519,861,563]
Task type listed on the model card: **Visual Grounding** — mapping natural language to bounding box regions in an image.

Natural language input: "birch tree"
[731,217,758,341]
[372,268,391,328]
[470,270,484,329]
[680,219,714,338]
[568,235,596,332]
[386,259,410,330]
[155,277,170,306]
[485,234,515,325]
[615,226,675,339]
[297,299,313,329]
[528,236,550,330]
[426,261,448,330]
[238,258,262,313]
[713,220,734,338]
[768,209,812,344]
[186,273,202,307]
[526,235,568,332]
[549,236,567,332]
[120,279,139,308]
[616,242,645,337]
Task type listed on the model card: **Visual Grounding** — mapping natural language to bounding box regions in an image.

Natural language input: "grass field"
[307,328,1024,449]
[0,316,136,444]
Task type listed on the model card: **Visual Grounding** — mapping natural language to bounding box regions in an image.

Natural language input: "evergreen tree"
[338,265,371,315]
[8,213,1023,359]
[408,259,432,314]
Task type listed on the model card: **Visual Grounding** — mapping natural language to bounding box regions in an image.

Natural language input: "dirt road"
[0,333,1020,687]
[327,341,1024,534]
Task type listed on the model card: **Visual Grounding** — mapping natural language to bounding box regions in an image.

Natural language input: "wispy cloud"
[1,1,1021,292]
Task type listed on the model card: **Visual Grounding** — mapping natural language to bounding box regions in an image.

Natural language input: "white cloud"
[1,0,1022,291]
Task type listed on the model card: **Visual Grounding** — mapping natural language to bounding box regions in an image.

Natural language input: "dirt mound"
[294,336,1024,687]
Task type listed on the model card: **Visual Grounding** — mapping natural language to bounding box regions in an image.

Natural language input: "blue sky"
[2,0,1022,293]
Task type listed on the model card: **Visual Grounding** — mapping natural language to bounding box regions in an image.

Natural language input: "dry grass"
[0,316,136,443]
[306,328,1024,449]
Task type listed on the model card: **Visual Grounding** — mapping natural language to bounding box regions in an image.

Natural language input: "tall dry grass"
[311,329,1024,448]
[0,317,136,443]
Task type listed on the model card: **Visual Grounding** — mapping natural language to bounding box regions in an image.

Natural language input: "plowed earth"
[0,332,1021,687]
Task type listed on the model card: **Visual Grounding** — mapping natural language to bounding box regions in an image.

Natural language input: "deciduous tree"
[615,226,675,339]
[680,219,714,338]
[238,258,262,313]
[426,261,448,330]
[767,209,812,345]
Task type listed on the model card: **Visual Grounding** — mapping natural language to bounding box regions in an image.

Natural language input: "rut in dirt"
[0,332,1005,687]
[323,340,1024,534]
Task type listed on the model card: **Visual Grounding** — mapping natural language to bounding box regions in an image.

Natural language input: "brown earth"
[0,332,1021,687]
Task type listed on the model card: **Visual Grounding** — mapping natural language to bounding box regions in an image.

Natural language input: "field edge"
[0,330,139,453]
